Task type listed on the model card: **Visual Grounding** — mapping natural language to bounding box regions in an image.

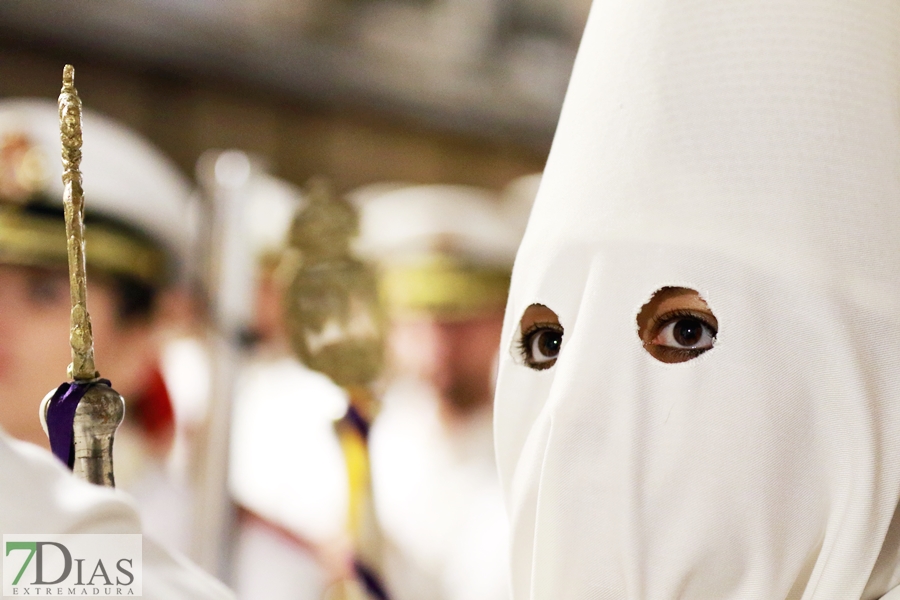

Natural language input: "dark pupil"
[673,318,703,347]
[537,331,562,357]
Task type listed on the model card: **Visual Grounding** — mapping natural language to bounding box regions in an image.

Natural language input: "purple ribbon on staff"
[46,379,110,469]
[354,559,390,600]
[342,404,370,440]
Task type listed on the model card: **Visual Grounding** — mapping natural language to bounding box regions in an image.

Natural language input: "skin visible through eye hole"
[518,303,563,370]
[636,287,718,364]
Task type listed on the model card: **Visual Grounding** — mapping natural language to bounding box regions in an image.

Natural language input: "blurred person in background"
[353,178,539,600]
[0,99,198,554]
[226,170,350,600]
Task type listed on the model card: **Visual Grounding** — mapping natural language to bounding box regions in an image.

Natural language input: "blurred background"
[0,0,590,190]
[0,2,588,599]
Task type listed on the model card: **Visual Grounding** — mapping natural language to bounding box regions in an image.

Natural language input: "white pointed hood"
[494,1,900,598]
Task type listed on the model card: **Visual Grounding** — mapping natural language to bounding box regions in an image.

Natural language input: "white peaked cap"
[354,184,518,268]
[494,2,900,599]
[0,98,193,281]
[244,172,305,261]
[354,182,537,316]
[346,181,411,207]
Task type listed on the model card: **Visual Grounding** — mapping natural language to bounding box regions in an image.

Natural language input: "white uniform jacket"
[0,428,234,599]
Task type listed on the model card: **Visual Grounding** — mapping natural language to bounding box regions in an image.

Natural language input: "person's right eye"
[519,323,564,370]
[518,303,564,371]
[27,272,69,307]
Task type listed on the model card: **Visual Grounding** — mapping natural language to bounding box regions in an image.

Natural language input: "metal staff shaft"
[58,64,98,382]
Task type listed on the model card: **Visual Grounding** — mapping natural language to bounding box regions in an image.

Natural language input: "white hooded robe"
[494,1,900,598]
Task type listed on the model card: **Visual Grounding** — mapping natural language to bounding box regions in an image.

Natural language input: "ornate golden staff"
[59,65,96,381]
[282,179,389,600]
[40,65,125,487]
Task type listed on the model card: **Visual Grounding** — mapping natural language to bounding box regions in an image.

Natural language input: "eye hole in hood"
[517,303,563,370]
[637,287,717,364]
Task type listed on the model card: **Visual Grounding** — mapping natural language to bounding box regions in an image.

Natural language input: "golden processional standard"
[282,179,390,600]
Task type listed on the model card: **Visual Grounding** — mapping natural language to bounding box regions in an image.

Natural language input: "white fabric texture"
[227,356,349,600]
[370,378,510,600]
[229,356,349,544]
[0,429,234,599]
[494,1,900,599]
[231,517,327,600]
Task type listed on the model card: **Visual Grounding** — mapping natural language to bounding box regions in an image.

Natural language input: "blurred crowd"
[0,94,539,600]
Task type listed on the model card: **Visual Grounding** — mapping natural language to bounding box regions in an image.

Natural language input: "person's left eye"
[649,312,716,359]
[637,287,718,364]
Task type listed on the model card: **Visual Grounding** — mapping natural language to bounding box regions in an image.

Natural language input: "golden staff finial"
[59,64,98,382]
